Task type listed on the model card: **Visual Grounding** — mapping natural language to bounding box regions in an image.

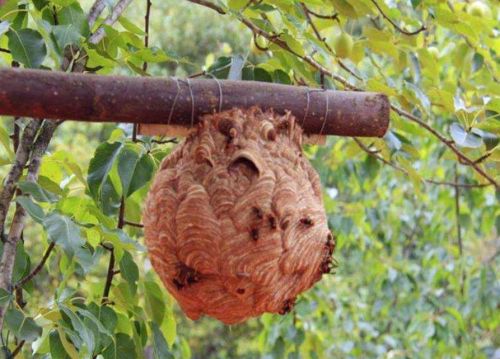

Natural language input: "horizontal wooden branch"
[0,68,390,137]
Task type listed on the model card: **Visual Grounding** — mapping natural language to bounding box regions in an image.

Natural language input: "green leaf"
[52,2,89,49]
[88,141,123,213]
[118,17,145,35]
[49,330,72,359]
[12,241,30,283]
[0,288,11,306]
[59,305,96,354]
[18,180,59,202]
[144,281,165,325]
[4,308,42,342]
[272,69,291,84]
[330,0,358,17]
[476,118,500,135]
[58,3,89,35]
[53,25,83,49]
[253,67,272,82]
[150,322,174,359]
[102,333,136,359]
[56,327,80,359]
[32,0,49,11]
[6,28,47,68]
[119,251,139,295]
[117,144,154,197]
[16,196,46,223]
[43,212,85,255]
[161,312,176,348]
[207,56,232,78]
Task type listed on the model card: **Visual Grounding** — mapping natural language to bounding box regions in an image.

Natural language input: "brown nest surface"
[144,107,335,324]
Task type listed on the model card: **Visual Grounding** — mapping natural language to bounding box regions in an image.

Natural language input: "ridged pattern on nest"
[144,107,335,324]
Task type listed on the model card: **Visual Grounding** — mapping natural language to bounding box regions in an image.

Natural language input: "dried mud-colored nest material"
[143,107,335,324]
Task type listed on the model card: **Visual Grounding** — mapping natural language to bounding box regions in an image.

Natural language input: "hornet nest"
[143,107,335,324]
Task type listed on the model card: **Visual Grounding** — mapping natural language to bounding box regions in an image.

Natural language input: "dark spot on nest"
[300,216,314,227]
[268,129,276,141]
[250,228,259,241]
[252,206,263,219]
[279,298,296,315]
[218,118,241,145]
[280,219,289,230]
[173,263,200,290]
[236,288,245,294]
[277,120,289,131]
[268,215,277,230]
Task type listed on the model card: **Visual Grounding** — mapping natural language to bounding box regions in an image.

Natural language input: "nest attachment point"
[143,107,335,324]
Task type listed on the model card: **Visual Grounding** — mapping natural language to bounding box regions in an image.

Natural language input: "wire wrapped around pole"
[0,68,390,137]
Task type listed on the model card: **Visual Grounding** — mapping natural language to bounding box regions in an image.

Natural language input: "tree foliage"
[0,0,498,358]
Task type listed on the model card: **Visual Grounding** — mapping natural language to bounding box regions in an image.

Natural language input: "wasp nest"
[143,107,335,324]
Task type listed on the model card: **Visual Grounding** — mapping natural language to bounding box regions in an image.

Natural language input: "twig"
[300,3,362,81]
[14,242,56,289]
[0,120,59,330]
[185,0,497,187]
[124,220,144,228]
[473,151,492,164]
[424,179,490,188]
[88,0,134,45]
[301,4,329,50]
[11,340,25,358]
[0,120,42,236]
[11,119,19,152]
[391,106,498,188]
[151,138,178,144]
[87,0,107,28]
[305,8,338,20]
[188,70,206,78]
[101,247,115,304]
[353,138,492,189]
[142,0,152,72]
[454,165,463,257]
[187,0,225,14]
[102,196,125,304]
[370,0,426,35]
[454,165,466,296]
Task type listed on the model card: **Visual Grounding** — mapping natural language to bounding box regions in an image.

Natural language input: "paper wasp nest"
[143,108,335,324]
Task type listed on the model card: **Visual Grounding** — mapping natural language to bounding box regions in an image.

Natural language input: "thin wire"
[168,77,181,126]
[205,73,223,113]
[316,89,329,145]
[302,89,311,128]
[183,78,195,128]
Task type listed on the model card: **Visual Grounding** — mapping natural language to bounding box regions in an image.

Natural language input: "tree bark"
[0,120,41,236]
[0,68,390,137]
[0,120,59,330]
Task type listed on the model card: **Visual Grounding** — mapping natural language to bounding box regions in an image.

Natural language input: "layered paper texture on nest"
[144,107,335,324]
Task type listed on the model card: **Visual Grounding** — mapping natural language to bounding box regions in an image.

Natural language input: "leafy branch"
[14,242,56,289]
[0,120,59,330]
[353,138,492,189]
[187,0,498,188]
[305,8,338,20]
[370,0,426,36]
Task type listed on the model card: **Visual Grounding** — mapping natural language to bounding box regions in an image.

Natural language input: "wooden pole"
[0,68,390,137]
